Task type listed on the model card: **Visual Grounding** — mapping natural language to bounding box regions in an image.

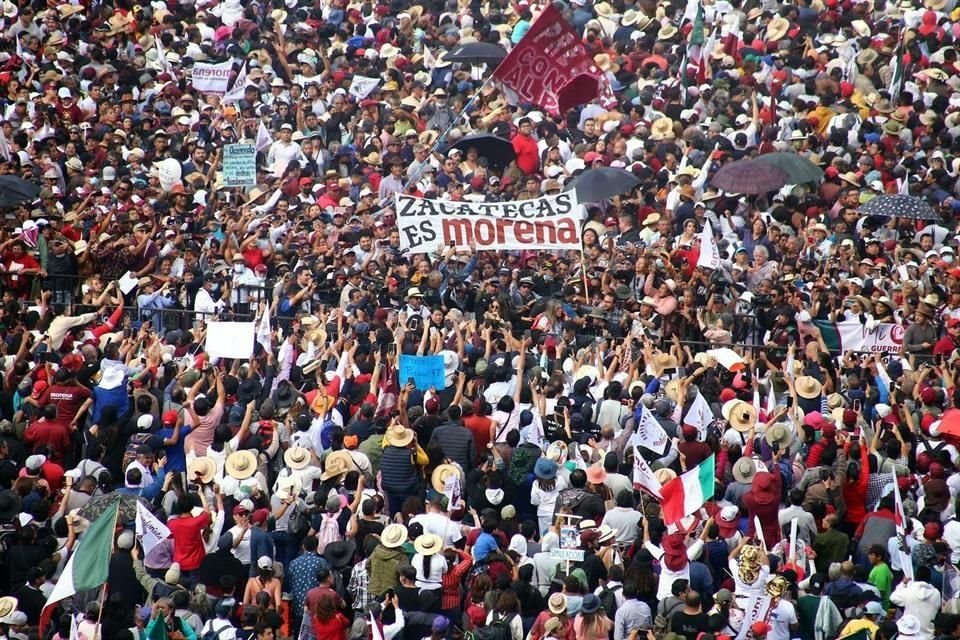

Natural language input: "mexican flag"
[40,499,120,634]
[660,455,715,524]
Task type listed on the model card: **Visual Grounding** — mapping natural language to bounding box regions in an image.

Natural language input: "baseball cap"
[750,621,772,635]
[162,410,179,425]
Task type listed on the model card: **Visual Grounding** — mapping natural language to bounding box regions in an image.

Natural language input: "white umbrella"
[706,347,746,372]
[914,224,950,247]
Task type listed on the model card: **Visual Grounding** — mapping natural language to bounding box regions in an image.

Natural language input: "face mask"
[233,264,244,272]
[543,275,553,281]
[944,255,955,264]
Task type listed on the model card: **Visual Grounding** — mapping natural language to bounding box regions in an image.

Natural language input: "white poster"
[697,219,722,270]
[395,193,583,253]
[443,473,463,510]
[222,62,248,104]
[834,320,905,354]
[630,404,669,454]
[205,321,255,359]
[683,392,714,440]
[735,595,773,640]
[191,60,234,93]
[349,76,380,100]
[135,501,171,556]
[632,446,664,499]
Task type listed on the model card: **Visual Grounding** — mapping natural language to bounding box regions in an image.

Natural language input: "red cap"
[924,521,941,540]
[425,396,440,414]
[930,462,946,479]
[299,177,312,187]
[233,504,250,516]
[842,409,857,426]
[251,508,270,525]
[162,410,179,426]
[719,388,737,402]
[822,423,837,439]
[750,621,772,636]
[604,216,618,226]
[824,167,839,179]
[681,424,698,439]
[921,387,938,405]
[31,380,48,399]
[948,317,960,328]
[584,151,601,163]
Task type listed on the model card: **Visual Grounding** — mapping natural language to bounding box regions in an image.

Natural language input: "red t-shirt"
[168,511,212,571]
[463,415,492,453]
[312,612,349,640]
[38,384,91,428]
[23,419,71,463]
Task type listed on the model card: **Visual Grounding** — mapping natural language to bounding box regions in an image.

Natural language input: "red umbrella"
[937,408,960,438]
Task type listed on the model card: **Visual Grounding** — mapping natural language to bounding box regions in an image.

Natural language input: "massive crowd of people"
[4,1,960,640]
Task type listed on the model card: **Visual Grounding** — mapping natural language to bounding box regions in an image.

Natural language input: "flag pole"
[91,496,122,640]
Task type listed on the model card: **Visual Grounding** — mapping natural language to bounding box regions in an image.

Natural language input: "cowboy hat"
[385,424,414,447]
[321,450,357,481]
[654,468,677,484]
[0,598,17,620]
[187,456,217,484]
[766,17,789,41]
[574,365,600,384]
[284,446,311,470]
[765,423,793,449]
[795,376,823,399]
[657,24,678,40]
[653,353,679,371]
[732,457,757,484]
[323,539,356,568]
[275,475,303,501]
[728,401,758,433]
[598,525,618,544]
[664,379,682,403]
[381,523,408,548]
[414,533,444,556]
[431,464,460,493]
[225,450,258,480]
[650,117,675,140]
[594,54,619,73]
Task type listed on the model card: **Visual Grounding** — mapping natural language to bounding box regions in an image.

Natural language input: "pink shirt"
[184,403,225,456]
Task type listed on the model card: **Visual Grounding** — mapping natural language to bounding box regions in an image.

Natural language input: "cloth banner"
[221,62,248,104]
[735,595,773,640]
[206,321,255,359]
[697,219,722,269]
[135,501,171,556]
[630,404,669,454]
[223,143,257,188]
[191,60,234,93]
[814,319,905,354]
[349,76,381,100]
[683,392,714,439]
[632,446,664,499]
[398,354,446,389]
[492,4,606,115]
[256,302,272,354]
[396,193,582,253]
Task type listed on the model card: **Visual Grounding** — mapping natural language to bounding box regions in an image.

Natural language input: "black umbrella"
[449,134,515,170]
[78,491,150,523]
[0,176,40,208]
[859,193,940,221]
[710,158,789,194]
[753,152,824,184]
[442,42,508,65]
[564,167,641,201]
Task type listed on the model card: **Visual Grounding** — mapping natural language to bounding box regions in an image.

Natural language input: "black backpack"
[475,613,515,640]
[598,584,622,621]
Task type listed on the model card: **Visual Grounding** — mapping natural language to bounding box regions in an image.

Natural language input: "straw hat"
[765,423,793,448]
[187,456,216,484]
[413,533,444,556]
[732,457,757,484]
[664,379,682,403]
[275,475,303,501]
[381,523,408,548]
[594,54,619,73]
[654,468,677,484]
[657,24,678,40]
[795,376,823,399]
[0,597,17,620]
[321,450,357,481]
[653,352,680,371]
[548,593,568,614]
[650,117,675,140]
[766,17,789,41]
[225,451,258,479]
[284,446,311,470]
[728,401,758,432]
[385,424,414,447]
[431,464,459,493]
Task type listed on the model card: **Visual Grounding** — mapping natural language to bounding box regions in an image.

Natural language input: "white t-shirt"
[228,524,252,565]
[767,599,797,640]
[412,553,447,590]
[410,511,462,548]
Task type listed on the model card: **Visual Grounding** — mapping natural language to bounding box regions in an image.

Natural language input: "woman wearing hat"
[573,593,611,640]
[412,533,448,591]
[531,458,567,537]
[529,593,575,640]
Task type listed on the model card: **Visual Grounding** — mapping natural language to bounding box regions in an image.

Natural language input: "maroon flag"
[494,4,605,115]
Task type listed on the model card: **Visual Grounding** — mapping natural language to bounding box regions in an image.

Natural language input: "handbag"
[288,503,310,538]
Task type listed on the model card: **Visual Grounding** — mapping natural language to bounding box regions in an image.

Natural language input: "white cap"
[257,556,274,570]
[57,87,71,98]
[137,414,154,430]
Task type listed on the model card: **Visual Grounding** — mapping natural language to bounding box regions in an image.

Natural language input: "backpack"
[201,620,233,640]
[598,584,621,621]
[320,412,337,450]
[475,613,514,640]
[122,432,154,473]
[287,503,310,538]
[653,599,683,636]
[316,511,342,552]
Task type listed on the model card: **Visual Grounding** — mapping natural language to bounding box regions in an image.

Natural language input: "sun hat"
[385,424,415,447]
[275,475,303,501]
[728,401,758,432]
[547,592,568,614]
[581,593,602,614]
[765,424,793,449]
[655,468,677,484]
[284,446,311,470]
[732,457,758,484]
[414,533,444,556]
[0,598,17,620]
[381,523,408,548]
[323,540,357,568]
[225,451,258,479]
[430,464,459,493]
[586,466,607,484]
[321,450,356,481]
[534,458,558,479]
[795,376,823,399]
[187,456,216,484]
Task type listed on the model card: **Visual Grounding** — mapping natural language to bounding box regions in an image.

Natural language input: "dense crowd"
[6,1,960,640]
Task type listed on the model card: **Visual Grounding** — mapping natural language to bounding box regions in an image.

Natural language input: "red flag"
[494,4,605,115]
[556,74,602,115]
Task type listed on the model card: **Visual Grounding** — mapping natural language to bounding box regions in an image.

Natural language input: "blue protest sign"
[399,354,445,389]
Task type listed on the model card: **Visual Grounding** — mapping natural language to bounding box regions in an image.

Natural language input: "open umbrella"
[938,408,960,439]
[449,134,515,170]
[914,224,951,246]
[442,42,508,65]
[564,167,641,201]
[753,153,824,184]
[78,491,150,523]
[860,194,940,221]
[0,176,41,208]
[710,159,789,194]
